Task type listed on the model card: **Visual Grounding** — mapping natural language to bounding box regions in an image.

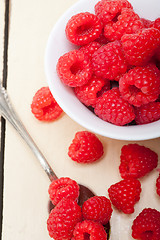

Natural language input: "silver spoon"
[0,86,95,206]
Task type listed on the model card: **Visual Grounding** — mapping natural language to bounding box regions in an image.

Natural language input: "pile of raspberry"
[47,140,160,240]
[57,0,160,126]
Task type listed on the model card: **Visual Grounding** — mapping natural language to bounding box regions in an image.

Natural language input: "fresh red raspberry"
[82,196,112,225]
[79,41,101,59]
[47,199,82,240]
[156,170,160,197]
[56,50,92,87]
[132,208,160,240]
[104,8,143,41]
[95,0,133,25]
[121,27,160,66]
[135,102,160,125]
[68,131,104,164]
[94,88,135,126]
[48,177,79,205]
[119,64,160,107]
[72,220,107,240]
[119,144,158,179]
[74,76,110,107]
[151,18,160,31]
[31,87,63,121]
[65,12,102,46]
[108,179,141,214]
[95,29,109,44]
[92,41,127,80]
[141,18,153,28]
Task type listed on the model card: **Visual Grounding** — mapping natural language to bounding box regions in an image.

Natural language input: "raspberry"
[79,41,101,59]
[72,220,107,240]
[156,171,160,197]
[119,64,160,107]
[31,87,63,121]
[104,8,143,41]
[94,88,135,126]
[132,208,160,240]
[95,29,109,44]
[68,131,104,164]
[82,196,112,225]
[74,76,110,107]
[135,102,160,124]
[48,177,79,205]
[151,18,160,31]
[95,0,133,25]
[121,28,160,66]
[141,18,153,28]
[56,50,92,87]
[47,199,82,240]
[119,144,158,179]
[65,12,102,46]
[108,179,141,214]
[92,41,127,80]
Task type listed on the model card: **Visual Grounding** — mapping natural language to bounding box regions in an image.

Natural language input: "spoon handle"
[0,86,57,182]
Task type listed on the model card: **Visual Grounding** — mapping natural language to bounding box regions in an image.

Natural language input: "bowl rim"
[44,0,160,141]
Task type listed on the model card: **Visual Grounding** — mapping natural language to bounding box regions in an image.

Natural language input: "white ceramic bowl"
[45,0,160,141]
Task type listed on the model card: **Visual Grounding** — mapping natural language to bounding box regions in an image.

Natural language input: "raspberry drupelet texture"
[56,50,92,87]
[31,87,63,121]
[68,131,104,163]
[151,18,160,31]
[82,196,112,225]
[94,88,135,126]
[92,41,128,80]
[48,177,79,205]
[65,12,102,46]
[119,144,158,179]
[79,41,101,59]
[141,18,153,28]
[119,64,160,107]
[108,179,141,214]
[135,102,160,125]
[72,220,107,240]
[156,171,160,197]
[121,27,160,66]
[104,8,143,41]
[132,208,160,240]
[74,76,110,107]
[95,0,133,25]
[47,199,82,240]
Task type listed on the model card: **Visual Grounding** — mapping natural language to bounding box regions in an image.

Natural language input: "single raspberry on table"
[47,199,82,240]
[82,196,112,225]
[92,41,127,80]
[119,64,160,107]
[108,179,141,214]
[48,177,79,205]
[74,76,110,107]
[65,12,102,46]
[79,41,101,59]
[104,8,143,41]
[156,170,160,197]
[94,88,135,126]
[121,27,160,66]
[135,102,160,125]
[68,131,104,164]
[95,0,133,25]
[72,220,107,240]
[119,144,158,179]
[31,87,63,121]
[56,50,92,87]
[132,208,160,240]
